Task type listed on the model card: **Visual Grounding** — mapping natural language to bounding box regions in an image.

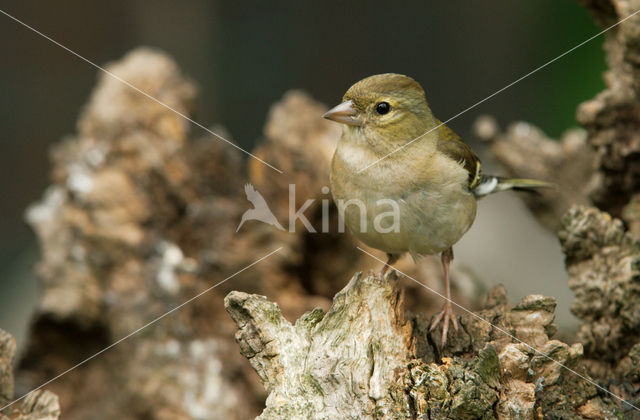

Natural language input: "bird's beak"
[322,100,362,126]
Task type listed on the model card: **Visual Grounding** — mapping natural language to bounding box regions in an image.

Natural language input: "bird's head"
[323,74,436,152]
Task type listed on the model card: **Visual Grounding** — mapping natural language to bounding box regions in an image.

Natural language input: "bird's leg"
[429,247,458,346]
[380,253,399,276]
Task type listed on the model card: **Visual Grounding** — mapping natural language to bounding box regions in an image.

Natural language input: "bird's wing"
[244,183,259,206]
[245,183,270,208]
[436,121,482,189]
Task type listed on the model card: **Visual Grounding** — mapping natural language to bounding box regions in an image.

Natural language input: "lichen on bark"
[225,269,622,419]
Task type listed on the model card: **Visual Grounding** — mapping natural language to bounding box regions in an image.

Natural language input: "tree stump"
[226,262,623,419]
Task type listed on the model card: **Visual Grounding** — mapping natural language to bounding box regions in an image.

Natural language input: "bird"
[323,73,552,346]
[236,183,285,232]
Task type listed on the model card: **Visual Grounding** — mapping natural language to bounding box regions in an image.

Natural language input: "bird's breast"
[330,139,477,256]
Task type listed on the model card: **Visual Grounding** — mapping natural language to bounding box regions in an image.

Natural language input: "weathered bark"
[226,273,411,419]
[225,267,624,419]
[0,329,60,420]
[560,206,640,415]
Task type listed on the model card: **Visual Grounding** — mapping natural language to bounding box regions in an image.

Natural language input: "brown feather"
[436,122,482,188]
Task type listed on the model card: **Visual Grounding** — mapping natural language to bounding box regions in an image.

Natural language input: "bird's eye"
[375,102,390,115]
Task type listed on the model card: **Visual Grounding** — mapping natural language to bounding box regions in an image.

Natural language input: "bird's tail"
[472,175,555,198]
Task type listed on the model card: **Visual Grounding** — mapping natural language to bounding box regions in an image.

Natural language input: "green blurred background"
[0,0,604,343]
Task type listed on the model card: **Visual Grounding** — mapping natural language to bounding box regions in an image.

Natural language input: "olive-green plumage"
[323,73,552,346]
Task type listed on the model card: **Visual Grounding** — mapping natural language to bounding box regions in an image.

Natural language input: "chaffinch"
[324,73,552,346]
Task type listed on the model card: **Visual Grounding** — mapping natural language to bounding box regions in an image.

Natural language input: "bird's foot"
[379,253,398,277]
[429,301,458,347]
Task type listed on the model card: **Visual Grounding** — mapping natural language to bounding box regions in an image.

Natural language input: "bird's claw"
[429,301,458,347]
